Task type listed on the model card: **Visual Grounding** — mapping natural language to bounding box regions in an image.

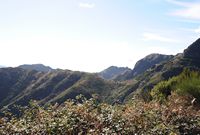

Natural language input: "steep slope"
[98,66,131,80]
[18,64,54,72]
[132,54,174,77]
[118,38,200,102]
[184,38,200,59]
[0,68,132,110]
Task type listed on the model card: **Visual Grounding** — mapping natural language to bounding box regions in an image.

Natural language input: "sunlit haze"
[0,0,200,72]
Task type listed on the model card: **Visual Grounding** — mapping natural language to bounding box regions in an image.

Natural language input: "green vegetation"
[0,68,134,109]
[0,94,199,135]
[0,69,199,135]
[151,77,177,102]
[176,71,200,102]
[151,69,200,102]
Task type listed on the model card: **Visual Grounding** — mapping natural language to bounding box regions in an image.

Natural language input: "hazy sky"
[0,0,200,72]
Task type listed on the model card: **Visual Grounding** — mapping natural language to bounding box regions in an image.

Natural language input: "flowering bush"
[0,94,199,135]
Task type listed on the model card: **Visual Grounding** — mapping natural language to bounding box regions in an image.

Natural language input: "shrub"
[151,77,177,102]
[151,69,200,102]
[176,72,200,101]
[0,94,200,134]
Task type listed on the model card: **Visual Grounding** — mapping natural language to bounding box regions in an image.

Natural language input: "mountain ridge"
[0,38,200,110]
[18,64,54,72]
[0,67,133,110]
[114,53,174,81]
[98,66,131,80]
[125,38,200,101]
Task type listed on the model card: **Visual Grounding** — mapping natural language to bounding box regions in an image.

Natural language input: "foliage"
[176,70,200,102]
[151,77,177,102]
[151,69,200,102]
[0,94,199,135]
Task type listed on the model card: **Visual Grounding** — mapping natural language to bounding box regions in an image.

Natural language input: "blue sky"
[0,0,200,72]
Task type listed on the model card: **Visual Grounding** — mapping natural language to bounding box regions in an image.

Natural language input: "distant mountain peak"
[105,54,174,81]
[141,53,173,60]
[132,53,174,77]
[18,64,54,72]
[106,66,130,70]
[141,53,171,60]
[99,66,131,80]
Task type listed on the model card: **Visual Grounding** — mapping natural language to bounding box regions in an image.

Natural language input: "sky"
[0,0,200,72]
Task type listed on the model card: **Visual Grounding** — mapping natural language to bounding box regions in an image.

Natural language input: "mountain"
[1,39,200,134]
[132,54,174,77]
[114,54,174,81]
[113,70,134,81]
[117,38,200,102]
[0,67,133,110]
[0,38,200,111]
[18,64,54,72]
[98,66,131,80]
